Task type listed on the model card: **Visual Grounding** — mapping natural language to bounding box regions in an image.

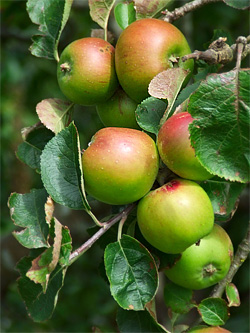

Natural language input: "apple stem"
[117,213,128,242]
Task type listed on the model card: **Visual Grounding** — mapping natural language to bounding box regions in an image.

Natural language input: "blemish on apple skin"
[165,180,180,192]
[128,304,134,310]
[235,171,240,177]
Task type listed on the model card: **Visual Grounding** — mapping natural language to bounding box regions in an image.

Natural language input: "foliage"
[1,0,249,332]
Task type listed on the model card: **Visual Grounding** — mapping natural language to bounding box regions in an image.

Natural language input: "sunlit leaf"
[27,0,73,60]
[8,189,49,249]
[188,69,250,183]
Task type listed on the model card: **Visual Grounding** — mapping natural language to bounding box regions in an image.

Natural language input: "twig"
[210,220,250,298]
[163,0,222,23]
[191,221,250,328]
[182,36,250,65]
[68,203,136,265]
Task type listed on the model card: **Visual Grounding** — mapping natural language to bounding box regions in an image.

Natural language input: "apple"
[165,224,233,290]
[137,178,214,254]
[188,326,231,332]
[157,112,213,181]
[57,37,119,105]
[96,87,140,129]
[82,127,159,205]
[115,18,194,102]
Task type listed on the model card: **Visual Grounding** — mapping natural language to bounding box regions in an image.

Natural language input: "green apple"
[188,326,231,332]
[82,127,159,205]
[165,224,233,290]
[57,37,119,105]
[137,178,214,254]
[157,112,213,181]
[115,18,194,102]
[96,87,140,129]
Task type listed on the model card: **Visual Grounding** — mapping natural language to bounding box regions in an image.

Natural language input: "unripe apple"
[82,127,159,205]
[188,326,231,333]
[137,178,214,254]
[115,18,194,102]
[165,224,233,290]
[157,112,213,181]
[57,37,119,105]
[96,87,140,129]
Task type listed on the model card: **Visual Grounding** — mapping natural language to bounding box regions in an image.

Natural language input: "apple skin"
[188,326,231,332]
[157,112,213,181]
[115,18,194,102]
[96,87,140,129]
[137,178,214,254]
[82,127,159,205]
[57,37,119,105]
[165,224,233,290]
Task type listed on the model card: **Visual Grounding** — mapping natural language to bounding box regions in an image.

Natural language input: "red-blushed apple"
[157,112,213,181]
[188,326,231,332]
[115,18,194,102]
[165,224,233,290]
[57,37,118,105]
[96,87,140,129]
[82,127,159,205]
[137,178,214,254]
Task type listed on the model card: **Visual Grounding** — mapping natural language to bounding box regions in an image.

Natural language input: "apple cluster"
[57,18,233,290]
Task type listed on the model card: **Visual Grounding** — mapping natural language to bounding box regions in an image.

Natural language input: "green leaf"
[26,217,72,292]
[36,99,74,134]
[40,123,90,210]
[198,298,230,326]
[114,2,136,30]
[134,0,173,20]
[148,68,189,125]
[226,283,241,307]
[104,234,158,311]
[117,307,169,333]
[135,97,167,135]
[89,0,116,31]
[8,189,49,249]
[200,179,246,221]
[223,0,250,10]
[16,125,54,172]
[27,0,73,61]
[188,69,250,183]
[17,256,67,322]
[164,282,196,314]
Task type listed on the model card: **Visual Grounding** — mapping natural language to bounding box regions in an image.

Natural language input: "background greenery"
[1,1,249,332]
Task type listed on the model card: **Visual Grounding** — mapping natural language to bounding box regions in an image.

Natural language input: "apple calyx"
[203,263,217,277]
[60,62,71,73]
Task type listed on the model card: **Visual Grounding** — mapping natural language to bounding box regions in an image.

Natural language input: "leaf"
[26,217,72,292]
[198,298,230,326]
[116,307,169,333]
[200,179,246,221]
[36,99,74,134]
[135,97,167,135]
[188,69,250,183]
[223,0,250,10]
[164,282,196,314]
[27,0,73,61]
[226,283,241,307]
[114,2,136,30]
[148,68,189,125]
[172,81,201,115]
[17,256,67,322]
[104,234,158,311]
[16,125,54,172]
[89,0,116,30]
[134,0,173,20]
[8,189,49,249]
[40,122,90,210]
